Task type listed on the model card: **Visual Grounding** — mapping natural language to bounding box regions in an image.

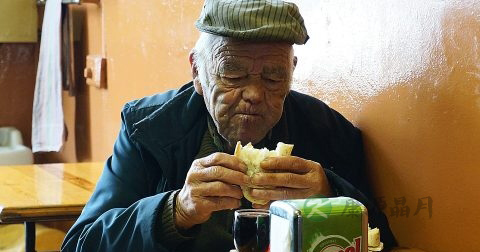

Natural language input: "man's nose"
[242,76,264,104]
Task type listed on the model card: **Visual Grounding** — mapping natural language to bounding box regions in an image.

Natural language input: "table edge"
[0,204,84,224]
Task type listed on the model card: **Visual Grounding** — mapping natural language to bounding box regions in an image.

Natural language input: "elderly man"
[63,0,395,251]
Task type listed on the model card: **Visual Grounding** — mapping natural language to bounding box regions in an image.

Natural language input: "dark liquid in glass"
[234,212,270,252]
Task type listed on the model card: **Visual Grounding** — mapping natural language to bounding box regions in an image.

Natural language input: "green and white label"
[283,197,367,252]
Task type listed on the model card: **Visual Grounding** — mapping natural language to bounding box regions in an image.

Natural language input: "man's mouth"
[237,112,261,116]
[236,113,263,122]
[236,112,262,118]
[235,108,263,116]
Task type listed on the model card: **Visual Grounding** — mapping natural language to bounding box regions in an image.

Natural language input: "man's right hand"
[175,153,249,230]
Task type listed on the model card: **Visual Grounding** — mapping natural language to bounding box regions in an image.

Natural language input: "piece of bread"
[234,141,294,204]
[368,227,381,247]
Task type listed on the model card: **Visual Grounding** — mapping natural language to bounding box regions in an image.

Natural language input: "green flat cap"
[195,0,309,45]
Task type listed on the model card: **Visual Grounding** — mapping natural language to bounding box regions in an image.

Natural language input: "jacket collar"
[130,84,208,150]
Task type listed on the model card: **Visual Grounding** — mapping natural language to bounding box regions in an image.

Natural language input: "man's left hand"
[249,156,332,209]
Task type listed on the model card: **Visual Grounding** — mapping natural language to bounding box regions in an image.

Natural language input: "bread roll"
[368,227,380,247]
[234,141,294,204]
[368,226,383,251]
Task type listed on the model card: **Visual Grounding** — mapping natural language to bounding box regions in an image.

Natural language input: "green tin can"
[269,197,368,252]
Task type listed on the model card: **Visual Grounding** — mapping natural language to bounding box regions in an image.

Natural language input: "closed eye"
[220,74,246,81]
[266,78,282,82]
[263,77,285,84]
[223,76,243,80]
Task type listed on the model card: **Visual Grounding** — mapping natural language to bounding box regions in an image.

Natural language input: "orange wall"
[70,0,203,161]
[291,1,480,251]
[53,0,478,250]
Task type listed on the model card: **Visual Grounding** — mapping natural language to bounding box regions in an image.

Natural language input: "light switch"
[84,55,106,88]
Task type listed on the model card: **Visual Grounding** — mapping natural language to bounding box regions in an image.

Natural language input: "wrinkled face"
[192,38,295,150]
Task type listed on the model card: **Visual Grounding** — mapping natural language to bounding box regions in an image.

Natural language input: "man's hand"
[249,156,332,209]
[175,153,249,230]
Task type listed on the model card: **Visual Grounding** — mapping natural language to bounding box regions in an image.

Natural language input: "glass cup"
[233,209,270,252]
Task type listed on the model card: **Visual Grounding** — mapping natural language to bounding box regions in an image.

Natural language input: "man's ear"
[189,52,204,96]
[293,56,298,71]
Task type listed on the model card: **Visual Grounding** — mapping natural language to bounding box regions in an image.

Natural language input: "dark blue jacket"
[62,82,395,251]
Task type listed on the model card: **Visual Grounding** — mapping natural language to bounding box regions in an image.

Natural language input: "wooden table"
[0,162,103,252]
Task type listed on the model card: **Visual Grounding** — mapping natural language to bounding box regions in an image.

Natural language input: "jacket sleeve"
[323,123,397,249]
[61,107,189,251]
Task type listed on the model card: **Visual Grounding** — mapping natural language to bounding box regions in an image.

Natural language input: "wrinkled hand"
[175,153,249,230]
[249,156,332,209]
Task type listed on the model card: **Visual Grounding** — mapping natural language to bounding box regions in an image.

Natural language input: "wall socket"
[84,55,106,88]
